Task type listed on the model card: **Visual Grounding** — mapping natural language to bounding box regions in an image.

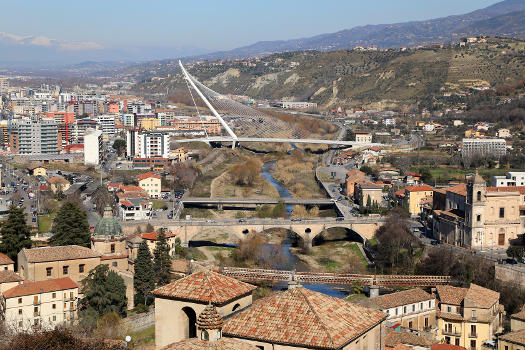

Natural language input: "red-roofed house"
[0,252,14,271]
[62,143,84,154]
[2,277,78,331]
[137,231,178,257]
[138,172,162,198]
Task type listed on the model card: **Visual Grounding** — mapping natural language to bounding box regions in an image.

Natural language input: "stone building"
[17,245,101,284]
[0,253,14,271]
[91,206,129,271]
[498,308,525,350]
[436,284,502,350]
[432,174,525,248]
[152,269,257,348]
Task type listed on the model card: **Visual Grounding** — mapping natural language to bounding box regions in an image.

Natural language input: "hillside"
[132,37,525,110]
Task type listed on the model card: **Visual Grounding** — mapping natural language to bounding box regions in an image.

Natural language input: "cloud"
[0,31,103,51]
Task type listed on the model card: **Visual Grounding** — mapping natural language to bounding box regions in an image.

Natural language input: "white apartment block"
[0,277,78,332]
[461,138,506,158]
[122,114,135,127]
[139,131,170,158]
[492,172,525,187]
[84,129,103,165]
[96,114,116,136]
[18,119,59,155]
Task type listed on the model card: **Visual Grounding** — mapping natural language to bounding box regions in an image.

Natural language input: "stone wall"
[124,309,155,332]
[494,264,525,289]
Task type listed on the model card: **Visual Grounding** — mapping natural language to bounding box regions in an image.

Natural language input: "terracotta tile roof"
[47,176,69,184]
[499,329,525,346]
[139,231,177,240]
[117,191,149,199]
[487,186,525,195]
[436,285,468,305]
[445,183,467,196]
[346,169,365,178]
[3,277,77,298]
[385,330,437,348]
[22,245,101,263]
[120,185,144,192]
[120,200,134,207]
[0,270,23,283]
[152,270,257,304]
[164,337,260,350]
[511,307,525,321]
[464,283,499,308]
[223,287,387,349]
[395,189,406,197]
[137,172,161,181]
[437,311,464,321]
[431,344,467,350]
[100,253,128,260]
[370,288,434,309]
[27,164,46,170]
[392,344,413,350]
[359,183,383,190]
[405,185,433,192]
[0,252,14,265]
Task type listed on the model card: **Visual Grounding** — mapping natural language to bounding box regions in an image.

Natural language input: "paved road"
[0,163,39,227]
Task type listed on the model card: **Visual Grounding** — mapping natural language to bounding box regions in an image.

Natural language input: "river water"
[260,160,350,298]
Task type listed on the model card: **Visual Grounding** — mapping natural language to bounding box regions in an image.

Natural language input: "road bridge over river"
[181,196,335,210]
[121,217,385,252]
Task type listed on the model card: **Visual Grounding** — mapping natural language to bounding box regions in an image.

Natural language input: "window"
[70,292,74,299]
[476,191,481,201]
[112,262,118,267]
[412,305,415,312]
[18,298,22,304]
[403,306,407,313]
[428,301,432,308]
[18,309,22,315]
[18,321,23,327]
[470,340,476,350]
[408,321,413,329]
[79,264,85,273]
[52,293,56,298]
[46,267,52,276]
[52,315,56,321]
[52,304,56,309]
[455,338,460,346]
[70,302,74,309]
[63,266,69,274]
[499,207,505,218]
[476,214,481,222]
[395,308,399,316]
[110,244,115,253]
[470,325,477,337]
[424,317,429,328]
[201,330,209,341]
[471,310,476,319]
[420,302,423,310]
[447,306,452,313]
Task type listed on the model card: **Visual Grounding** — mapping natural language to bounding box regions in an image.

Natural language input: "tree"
[0,205,32,265]
[507,245,524,261]
[80,264,127,318]
[134,241,155,305]
[271,200,287,218]
[351,280,363,295]
[360,165,374,176]
[112,139,126,156]
[49,202,91,247]
[153,230,172,287]
[92,186,114,216]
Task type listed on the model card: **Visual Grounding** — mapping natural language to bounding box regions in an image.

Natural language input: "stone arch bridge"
[121,217,385,252]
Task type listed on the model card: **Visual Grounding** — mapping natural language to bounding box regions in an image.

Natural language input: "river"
[260,160,350,298]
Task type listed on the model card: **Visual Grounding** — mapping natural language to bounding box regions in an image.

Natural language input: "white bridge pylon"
[178,60,383,149]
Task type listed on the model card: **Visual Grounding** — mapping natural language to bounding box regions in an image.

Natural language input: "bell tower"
[465,172,486,248]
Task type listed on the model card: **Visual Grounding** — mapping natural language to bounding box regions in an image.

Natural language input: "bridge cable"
[183,73,209,139]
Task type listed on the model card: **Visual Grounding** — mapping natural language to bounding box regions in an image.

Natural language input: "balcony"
[469,333,477,338]
[33,311,40,317]
[442,330,461,337]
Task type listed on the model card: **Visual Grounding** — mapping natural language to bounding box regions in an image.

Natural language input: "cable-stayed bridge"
[178,61,383,149]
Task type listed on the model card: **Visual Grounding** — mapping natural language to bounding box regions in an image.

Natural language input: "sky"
[0,0,502,66]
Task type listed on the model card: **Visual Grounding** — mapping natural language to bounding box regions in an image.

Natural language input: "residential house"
[26,164,47,177]
[137,172,162,198]
[136,231,179,257]
[405,185,434,217]
[0,253,14,271]
[492,172,525,187]
[119,197,152,221]
[355,131,373,143]
[385,330,437,350]
[357,183,383,206]
[497,129,511,139]
[46,176,70,194]
[436,284,503,350]
[0,270,23,293]
[345,169,366,198]
[0,277,78,332]
[358,288,437,332]
[498,308,525,350]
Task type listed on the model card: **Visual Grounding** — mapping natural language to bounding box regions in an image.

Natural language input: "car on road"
[291,218,302,222]
[206,219,216,223]
[336,217,344,221]
[32,217,37,223]
[238,218,246,223]
[505,258,518,264]
[167,214,173,219]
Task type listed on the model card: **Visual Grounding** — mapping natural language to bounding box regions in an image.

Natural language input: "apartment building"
[138,131,170,158]
[0,277,78,332]
[138,172,162,198]
[72,118,98,143]
[96,114,116,136]
[404,185,434,217]
[461,139,506,158]
[436,284,502,350]
[126,129,140,158]
[138,117,159,130]
[17,119,59,155]
[84,129,103,165]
